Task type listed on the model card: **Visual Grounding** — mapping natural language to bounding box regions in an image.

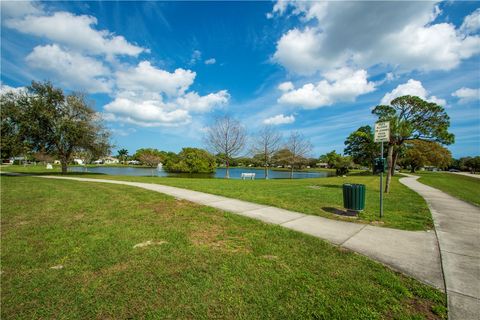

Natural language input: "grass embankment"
[413,171,480,206]
[1,165,432,230]
[1,176,446,319]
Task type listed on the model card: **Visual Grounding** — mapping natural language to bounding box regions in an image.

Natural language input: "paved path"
[451,172,480,179]
[400,174,480,320]
[30,175,444,292]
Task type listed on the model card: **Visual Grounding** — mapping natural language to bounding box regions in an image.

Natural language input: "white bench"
[241,173,255,180]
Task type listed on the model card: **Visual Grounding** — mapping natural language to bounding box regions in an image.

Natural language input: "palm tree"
[117,148,128,165]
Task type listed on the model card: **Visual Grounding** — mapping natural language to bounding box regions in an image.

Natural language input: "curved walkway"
[31,174,444,291]
[400,174,480,320]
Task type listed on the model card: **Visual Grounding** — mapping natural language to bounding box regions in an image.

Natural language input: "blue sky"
[1,1,479,158]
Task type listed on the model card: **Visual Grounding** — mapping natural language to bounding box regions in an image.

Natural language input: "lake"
[69,166,334,179]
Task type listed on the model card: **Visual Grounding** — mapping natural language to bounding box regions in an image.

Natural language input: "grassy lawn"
[79,175,432,231]
[1,165,432,230]
[413,171,480,206]
[1,176,446,319]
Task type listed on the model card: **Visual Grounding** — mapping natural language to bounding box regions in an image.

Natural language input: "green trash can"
[342,184,366,211]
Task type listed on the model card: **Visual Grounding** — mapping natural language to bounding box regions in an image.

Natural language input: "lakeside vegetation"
[1,176,446,319]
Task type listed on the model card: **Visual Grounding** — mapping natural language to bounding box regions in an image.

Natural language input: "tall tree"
[251,126,282,179]
[319,150,342,168]
[344,125,378,174]
[271,148,293,167]
[0,81,111,174]
[135,149,164,176]
[285,131,312,179]
[204,115,246,178]
[117,148,129,164]
[372,95,454,192]
[401,140,452,173]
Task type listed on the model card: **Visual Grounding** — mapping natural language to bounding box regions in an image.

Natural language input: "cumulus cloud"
[271,1,480,74]
[0,84,27,95]
[104,61,229,127]
[204,58,216,65]
[278,81,294,92]
[263,114,295,125]
[26,44,113,93]
[278,68,375,108]
[103,100,192,127]
[452,87,480,104]
[5,11,145,57]
[460,9,480,35]
[380,79,446,106]
[0,1,42,18]
[116,61,195,97]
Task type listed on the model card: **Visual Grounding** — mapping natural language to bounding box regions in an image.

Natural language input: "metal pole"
[380,141,384,219]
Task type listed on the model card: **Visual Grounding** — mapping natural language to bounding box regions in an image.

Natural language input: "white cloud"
[104,61,229,127]
[116,61,195,97]
[452,87,480,104]
[204,58,216,65]
[175,90,229,112]
[5,11,145,57]
[271,1,480,74]
[460,9,480,35]
[110,127,137,137]
[0,84,26,95]
[263,114,295,125]
[26,44,112,93]
[380,79,446,106]
[278,68,375,108]
[1,1,42,18]
[278,81,294,92]
[190,50,202,64]
[103,99,191,127]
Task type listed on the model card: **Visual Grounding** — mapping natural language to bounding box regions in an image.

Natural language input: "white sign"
[374,121,390,143]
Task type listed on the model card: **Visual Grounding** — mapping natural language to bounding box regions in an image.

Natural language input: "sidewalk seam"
[339,224,368,246]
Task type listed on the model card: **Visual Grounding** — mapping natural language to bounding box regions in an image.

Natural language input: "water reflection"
[69,166,334,179]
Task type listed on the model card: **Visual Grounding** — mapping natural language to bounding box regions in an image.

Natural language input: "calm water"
[69,166,334,179]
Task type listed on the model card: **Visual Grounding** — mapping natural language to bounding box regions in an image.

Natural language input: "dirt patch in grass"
[385,297,445,320]
[144,199,199,216]
[190,225,250,253]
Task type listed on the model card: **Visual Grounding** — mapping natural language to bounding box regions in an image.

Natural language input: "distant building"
[316,162,329,168]
[103,156,119,164]
[73,159,84,165]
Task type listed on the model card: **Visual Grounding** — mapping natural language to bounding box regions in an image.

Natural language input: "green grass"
[1,165,433,230]
[1,176,446,319]
[413,171,480,206]
[79,174,433,231]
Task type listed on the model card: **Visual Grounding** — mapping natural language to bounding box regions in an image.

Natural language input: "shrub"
[164,148,216,173]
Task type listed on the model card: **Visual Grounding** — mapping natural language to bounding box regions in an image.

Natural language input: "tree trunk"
[61,160,68,175]
[225,159,230,179]
[264,165,268,179]
[384,144,393,193]
[290,165,293,179]
[391,150,399,177]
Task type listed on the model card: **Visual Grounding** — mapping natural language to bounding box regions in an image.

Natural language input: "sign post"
[374,121,390,219]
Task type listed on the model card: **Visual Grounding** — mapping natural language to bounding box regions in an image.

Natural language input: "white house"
[73,159,84,165]
[103,156,119,164]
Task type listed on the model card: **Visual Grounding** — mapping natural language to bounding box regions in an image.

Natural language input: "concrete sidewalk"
[32,174,444,292]
[400,174,480,319]
[451,172,480,179]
